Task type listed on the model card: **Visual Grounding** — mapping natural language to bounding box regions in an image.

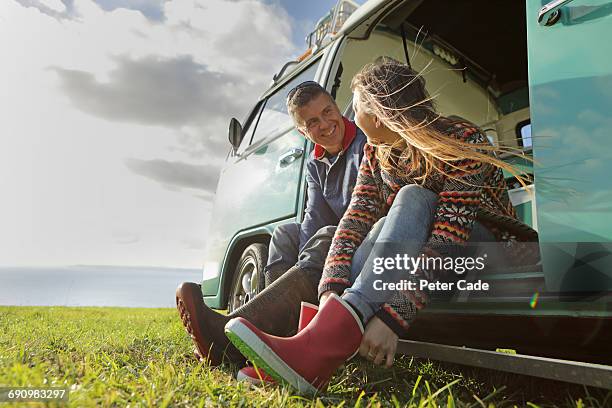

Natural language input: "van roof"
[263,0,392,97]
[338,0,391,37]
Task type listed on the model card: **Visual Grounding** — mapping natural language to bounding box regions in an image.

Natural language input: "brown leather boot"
[176,265,319,366]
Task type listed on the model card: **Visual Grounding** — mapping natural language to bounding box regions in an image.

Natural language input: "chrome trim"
[278,148,304,166]
[538,0,575,25]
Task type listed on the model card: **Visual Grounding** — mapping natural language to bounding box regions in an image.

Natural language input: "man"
[264,81,366,286]
[175,81,366,369]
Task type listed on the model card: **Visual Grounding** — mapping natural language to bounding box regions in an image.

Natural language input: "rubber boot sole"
[176,289,222,366]
[225,319,318,396]
[236,368,274,386]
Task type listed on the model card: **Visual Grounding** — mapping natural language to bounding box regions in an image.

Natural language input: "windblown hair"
[351,57,530,187]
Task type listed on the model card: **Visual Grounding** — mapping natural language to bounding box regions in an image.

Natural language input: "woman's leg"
[343,185,438,323]
[349,217,386,284]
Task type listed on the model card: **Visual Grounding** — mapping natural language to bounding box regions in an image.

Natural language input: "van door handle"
[538,0,575,25]
[278,148,304,166]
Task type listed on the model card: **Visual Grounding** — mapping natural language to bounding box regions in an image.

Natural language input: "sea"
[0,266,202,308]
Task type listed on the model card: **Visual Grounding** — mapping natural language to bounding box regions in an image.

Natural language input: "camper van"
[199,0,612,377]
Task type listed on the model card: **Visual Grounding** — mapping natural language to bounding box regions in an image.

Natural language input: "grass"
[0,306,610,407]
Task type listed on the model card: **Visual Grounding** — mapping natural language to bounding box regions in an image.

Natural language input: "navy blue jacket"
[298,119,367,250]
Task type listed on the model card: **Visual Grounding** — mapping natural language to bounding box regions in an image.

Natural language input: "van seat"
[508,184,537,230]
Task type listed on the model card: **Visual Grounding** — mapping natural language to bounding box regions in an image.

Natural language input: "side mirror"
[228,118,243,152]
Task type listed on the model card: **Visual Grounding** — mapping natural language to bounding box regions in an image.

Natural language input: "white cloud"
[0,0,298,268]
[93,0,166,21]
[39,0,65,12]
[13,0,75,19]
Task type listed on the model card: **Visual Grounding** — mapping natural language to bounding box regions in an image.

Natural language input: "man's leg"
[295,225,337,273]
[266,224,337,287]
[176,264,319,366]
[264,223,300,286]
[176,224,336,366]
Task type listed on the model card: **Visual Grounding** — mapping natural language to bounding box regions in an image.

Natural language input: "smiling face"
[294,93,345,155]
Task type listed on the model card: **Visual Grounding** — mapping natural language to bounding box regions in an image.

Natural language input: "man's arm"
[299,161,338,251]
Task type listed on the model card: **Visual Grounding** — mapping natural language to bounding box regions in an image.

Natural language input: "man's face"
[295,93,345,152]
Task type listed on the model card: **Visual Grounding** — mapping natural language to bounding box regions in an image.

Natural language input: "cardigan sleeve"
[425,125,489,251]
[318,144,384,298]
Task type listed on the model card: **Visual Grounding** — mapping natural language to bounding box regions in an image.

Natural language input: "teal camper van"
[200,0,612,386]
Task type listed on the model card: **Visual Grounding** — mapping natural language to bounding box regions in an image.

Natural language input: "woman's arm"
[318,144,384,298]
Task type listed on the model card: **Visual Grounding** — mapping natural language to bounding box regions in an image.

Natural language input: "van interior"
[331,0,536,227]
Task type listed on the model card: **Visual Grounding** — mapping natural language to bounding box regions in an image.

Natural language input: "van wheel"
[228,243,268,313]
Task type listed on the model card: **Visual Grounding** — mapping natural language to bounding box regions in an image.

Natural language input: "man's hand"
[359,316,398,368]
[319,290,335,305]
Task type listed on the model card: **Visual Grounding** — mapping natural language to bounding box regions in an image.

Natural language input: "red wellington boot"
[225,294,363,395]
[297,301,319,331]
[236,301,319,386]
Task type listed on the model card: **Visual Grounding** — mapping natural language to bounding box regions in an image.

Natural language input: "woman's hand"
[359,316,398,368]
[319,290,335,305]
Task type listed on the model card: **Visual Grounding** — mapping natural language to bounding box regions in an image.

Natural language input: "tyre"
[227,243,268,313]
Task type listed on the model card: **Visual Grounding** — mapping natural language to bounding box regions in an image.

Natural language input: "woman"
[224,58,538,395]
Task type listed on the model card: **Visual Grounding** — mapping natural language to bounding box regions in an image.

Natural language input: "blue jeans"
[265,223,335,286]
[342,185,498,324]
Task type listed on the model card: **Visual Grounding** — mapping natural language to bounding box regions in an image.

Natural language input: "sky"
[0,0,363,269]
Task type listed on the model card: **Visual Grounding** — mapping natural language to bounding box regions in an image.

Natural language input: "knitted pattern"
[318,121,538,335]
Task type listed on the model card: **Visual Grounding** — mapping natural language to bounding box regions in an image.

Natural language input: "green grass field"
[0,306,609,407]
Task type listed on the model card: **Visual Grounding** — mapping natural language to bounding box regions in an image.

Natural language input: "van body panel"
[526,0,612,292]
[200,129,307,296]
[202,220,292,308]
[340,0,405,39]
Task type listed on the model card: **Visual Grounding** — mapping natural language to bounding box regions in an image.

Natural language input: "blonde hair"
[351,57,531,187]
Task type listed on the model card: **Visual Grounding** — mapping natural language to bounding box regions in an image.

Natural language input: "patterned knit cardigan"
[318,121,539,336]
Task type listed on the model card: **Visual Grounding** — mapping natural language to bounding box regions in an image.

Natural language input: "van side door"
[527,0,612,291]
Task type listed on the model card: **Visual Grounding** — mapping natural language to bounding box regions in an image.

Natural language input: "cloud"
[40,0,298,187]
[34,0,299,192]
[93,0,166,21]
[17,0,168,22]
[211,1,295,74]
[1,0,299,268]
[124,158,220,197]
[14,0,76,19]
[169,127,230,161]
[51,55,255,128]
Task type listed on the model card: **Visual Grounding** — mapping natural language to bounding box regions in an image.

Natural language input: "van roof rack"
[305,0,360,51]
[272,0,360,84]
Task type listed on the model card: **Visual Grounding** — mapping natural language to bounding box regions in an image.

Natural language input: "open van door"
[526,0,612,292]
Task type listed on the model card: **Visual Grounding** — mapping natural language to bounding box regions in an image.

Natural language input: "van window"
[237,102,264,154]
[518,121,532,149]
[249,61,319,145]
